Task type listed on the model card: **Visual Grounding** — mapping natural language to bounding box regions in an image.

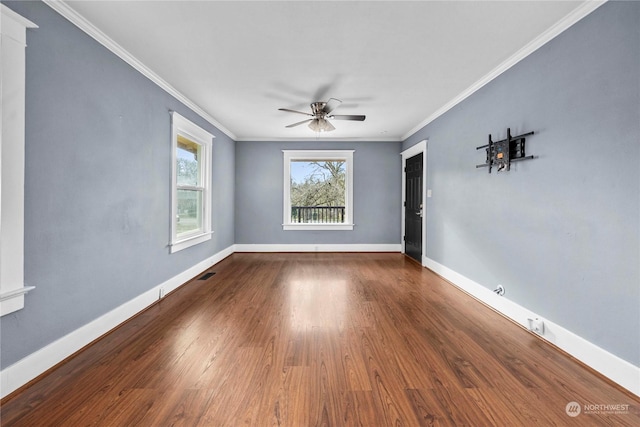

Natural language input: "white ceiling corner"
[52,0,601,142]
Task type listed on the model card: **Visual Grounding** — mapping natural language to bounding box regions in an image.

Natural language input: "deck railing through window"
[291,206,345,223]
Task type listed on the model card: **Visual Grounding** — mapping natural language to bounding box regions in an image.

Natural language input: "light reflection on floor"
[287,279,347,331]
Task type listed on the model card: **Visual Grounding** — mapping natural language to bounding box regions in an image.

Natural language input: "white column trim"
[0,5,38,317]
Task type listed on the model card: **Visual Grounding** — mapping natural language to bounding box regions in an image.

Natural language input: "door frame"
[400,140,427,266]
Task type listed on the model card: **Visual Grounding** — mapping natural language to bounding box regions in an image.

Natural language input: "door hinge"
[403,201,406,207]
[404,167,407,172]
[403,235,406,241]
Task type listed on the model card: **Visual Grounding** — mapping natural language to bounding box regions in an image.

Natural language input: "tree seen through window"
[290,161,346,223]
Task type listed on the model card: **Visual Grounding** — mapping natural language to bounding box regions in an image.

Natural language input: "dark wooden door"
[405,153,423,263]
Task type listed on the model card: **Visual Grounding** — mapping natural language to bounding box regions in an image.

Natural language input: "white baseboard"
[424,256,640,397]
[8,247,633,400]
[0,245,235,399]
[234,243,401,253]
[0,243,396,398]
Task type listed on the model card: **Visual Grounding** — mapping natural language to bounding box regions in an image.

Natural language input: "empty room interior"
[1,0,639,425]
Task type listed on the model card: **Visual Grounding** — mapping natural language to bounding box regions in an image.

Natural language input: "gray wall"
[403,1,639,365]
[1,1,235,367]
[3,0,637,377]
[235,141,401,245]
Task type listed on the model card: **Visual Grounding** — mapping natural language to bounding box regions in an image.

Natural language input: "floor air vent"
[198,272,216,280]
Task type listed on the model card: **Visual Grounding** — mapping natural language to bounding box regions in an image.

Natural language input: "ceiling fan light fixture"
[281,98,361,132]
[308,119,320,132]
[308,118,334,132]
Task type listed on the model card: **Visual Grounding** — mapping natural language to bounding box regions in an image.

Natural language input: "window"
[170,112,213,253]
[283,150,354,231]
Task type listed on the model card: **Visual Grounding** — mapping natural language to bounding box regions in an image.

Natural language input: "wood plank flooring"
[1,253,638,426]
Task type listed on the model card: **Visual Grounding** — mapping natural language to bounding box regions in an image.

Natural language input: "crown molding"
[41,0,606,144]
[402,0,607,141]
[236,136,402,143]
[43,0,237,141]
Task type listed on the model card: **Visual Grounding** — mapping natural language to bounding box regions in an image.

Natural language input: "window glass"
[176,189,202,236]
[282,150,354,231]
[290,160,346,224]
[176,135,201,187]
[170,112,213,252]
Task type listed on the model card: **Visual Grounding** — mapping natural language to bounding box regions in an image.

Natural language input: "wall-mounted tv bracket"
[476,128,535,173]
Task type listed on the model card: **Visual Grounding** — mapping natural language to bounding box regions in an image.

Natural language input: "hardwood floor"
[1,253,638,426]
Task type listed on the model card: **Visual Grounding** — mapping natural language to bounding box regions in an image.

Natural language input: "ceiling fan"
[279,98,365,132]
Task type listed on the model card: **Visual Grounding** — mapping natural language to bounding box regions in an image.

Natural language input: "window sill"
[283,223,354,231]
[170,231,213,253]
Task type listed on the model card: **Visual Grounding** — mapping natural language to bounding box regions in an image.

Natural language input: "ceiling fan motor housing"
[279,98,364,132]
[311,102,327,117]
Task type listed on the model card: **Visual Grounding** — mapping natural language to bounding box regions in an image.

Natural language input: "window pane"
[176,135,201,186]
[176,189,202,235]
[290,160,346,223]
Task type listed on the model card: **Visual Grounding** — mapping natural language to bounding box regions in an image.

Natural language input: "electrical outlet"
[527,318,545,335]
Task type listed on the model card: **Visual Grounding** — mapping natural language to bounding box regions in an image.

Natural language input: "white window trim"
[0,5,37,316]
[282,150,354,231]
[170,112,214,253]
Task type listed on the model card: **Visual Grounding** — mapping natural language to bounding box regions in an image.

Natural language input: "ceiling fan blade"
[322,98,342,115]
[330,114,366,121]
[286,118,313,128]
[279,108,313,117]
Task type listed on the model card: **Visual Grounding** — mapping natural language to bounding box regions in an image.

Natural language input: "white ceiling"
[61,0,590,141]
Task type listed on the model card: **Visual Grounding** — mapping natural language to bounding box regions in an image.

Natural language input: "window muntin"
[283,150,354,231]
[170,112,213,252]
